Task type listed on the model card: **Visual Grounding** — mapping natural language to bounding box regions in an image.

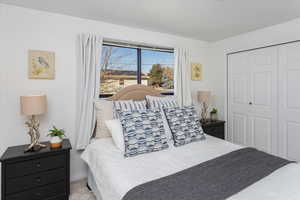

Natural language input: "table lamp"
[20,94,47,152]
[197,91,211,123]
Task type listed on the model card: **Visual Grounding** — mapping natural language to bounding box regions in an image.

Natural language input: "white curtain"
[174,48,192,106]
[76,34,103,150]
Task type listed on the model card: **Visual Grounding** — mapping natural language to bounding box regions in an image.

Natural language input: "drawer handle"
[36,177,41,183]
[35,192,41,196]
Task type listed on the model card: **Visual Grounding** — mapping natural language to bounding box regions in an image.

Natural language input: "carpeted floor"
[70,179,96,200]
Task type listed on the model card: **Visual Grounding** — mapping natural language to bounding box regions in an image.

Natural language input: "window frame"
[99,44,174,98]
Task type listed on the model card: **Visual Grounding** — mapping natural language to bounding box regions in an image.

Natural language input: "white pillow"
[105,119,125,152]
[94,100,114,138]
[95,100,141,138]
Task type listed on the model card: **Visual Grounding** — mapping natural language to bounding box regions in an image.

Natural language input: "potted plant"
[210,108,218,121]
[48,126,65,148]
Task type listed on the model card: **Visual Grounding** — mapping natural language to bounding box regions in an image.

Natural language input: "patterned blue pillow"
[118,108,169,157]
[163,106,205,146]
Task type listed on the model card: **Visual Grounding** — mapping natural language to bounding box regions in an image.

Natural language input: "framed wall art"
[28,50,55,79]
[191,63,202,81]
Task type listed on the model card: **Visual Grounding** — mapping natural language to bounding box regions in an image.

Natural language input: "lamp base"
[200,118,210,124]
[24,115,47,153]
[25,143,47,153]
[200,102,209,124]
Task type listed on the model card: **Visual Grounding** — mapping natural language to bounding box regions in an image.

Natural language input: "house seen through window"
[100,44,174,98]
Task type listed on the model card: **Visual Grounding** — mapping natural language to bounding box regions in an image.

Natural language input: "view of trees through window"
[100,44,174,97]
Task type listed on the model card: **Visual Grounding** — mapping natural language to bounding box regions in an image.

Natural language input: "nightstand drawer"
[204,125,224,139]
[6,181,67,200]
[6,167,66,194]
[6,153,66,178]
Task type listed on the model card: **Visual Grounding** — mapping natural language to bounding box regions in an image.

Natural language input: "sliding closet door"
[248,48,278,154]
[228,52,251,146]
[278,42,300,160]
[228,47,278,155]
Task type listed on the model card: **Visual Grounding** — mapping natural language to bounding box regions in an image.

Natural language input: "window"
[141,49,174,94]
[100,44,174,98]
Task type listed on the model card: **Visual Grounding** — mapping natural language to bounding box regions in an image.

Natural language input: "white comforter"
[81,136,300,200]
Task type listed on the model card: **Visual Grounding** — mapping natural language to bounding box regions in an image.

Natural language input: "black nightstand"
[0,139,72,200]
[202,120,226,140]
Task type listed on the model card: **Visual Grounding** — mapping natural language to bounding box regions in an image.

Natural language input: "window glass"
[100,45,137,96]
[100,44,174,97]
[141,50,174,94]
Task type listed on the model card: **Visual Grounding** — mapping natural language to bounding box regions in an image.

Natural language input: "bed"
[81,85,300,200]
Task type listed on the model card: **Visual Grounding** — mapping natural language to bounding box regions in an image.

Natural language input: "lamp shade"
[197,91,211,103]
[20,94,47,116]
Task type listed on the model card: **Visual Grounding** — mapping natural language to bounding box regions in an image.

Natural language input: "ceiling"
[2,0,300,41]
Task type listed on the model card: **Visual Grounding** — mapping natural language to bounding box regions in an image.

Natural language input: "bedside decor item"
[28,50,55,79]
[210,108,218,121]
[197,91,211,123]
[20,94,47,152]
[48,126,65,149]
[0,139,72,200]
[191,63,202,81]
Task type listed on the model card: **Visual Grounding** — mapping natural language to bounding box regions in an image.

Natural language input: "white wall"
[4,2,300,197]
[208,17,300,127]
[0,3,209,187]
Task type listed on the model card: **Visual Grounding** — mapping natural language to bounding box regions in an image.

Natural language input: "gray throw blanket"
[122,148,293,200]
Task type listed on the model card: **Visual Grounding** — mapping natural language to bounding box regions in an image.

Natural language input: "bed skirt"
[88,169,103,200]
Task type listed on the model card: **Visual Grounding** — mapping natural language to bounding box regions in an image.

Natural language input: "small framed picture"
[191,63,202,81]
[28,50,55,79]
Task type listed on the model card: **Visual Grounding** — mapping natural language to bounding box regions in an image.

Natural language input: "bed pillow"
[113,100,147,118]
[164,106,205,146]
[95,100,145,138]
[146,95,178,108]
[112,100,133,118]
[94,100,114,138]
[118,108,169,157]
[131,100,147,110]
[146,95,178,141]
[105,119,125,152]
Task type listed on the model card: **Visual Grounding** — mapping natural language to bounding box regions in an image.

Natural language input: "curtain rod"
[103,41,174,53]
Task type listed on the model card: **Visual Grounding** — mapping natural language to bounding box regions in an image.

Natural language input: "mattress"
[82,136,300,200]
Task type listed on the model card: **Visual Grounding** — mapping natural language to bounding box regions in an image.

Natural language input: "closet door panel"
[287,122,300,160]
[228,47,278,155]
[287,70,300,108]
[253,71,272,107]
[248,47,278,154]
[232,113,247,145]
[252,116,272,153]
[279,43,300,160]
[228,52,250,143]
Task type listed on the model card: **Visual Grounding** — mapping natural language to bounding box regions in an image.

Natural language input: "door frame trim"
[226,39,300,141]
[227,40,300,56]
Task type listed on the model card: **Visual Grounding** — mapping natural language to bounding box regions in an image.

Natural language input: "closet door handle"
[249,102,252,105]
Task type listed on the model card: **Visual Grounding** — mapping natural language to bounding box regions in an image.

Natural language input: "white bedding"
[82,136,300,200]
